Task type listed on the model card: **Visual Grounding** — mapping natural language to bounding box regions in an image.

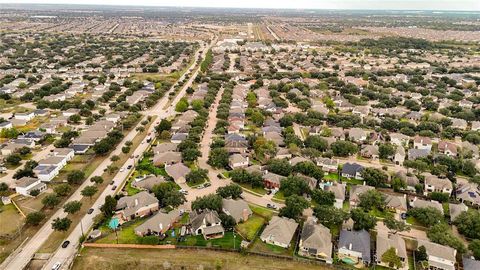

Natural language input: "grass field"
[235,215,265,241]
[249,204,274,220]
[73,247,333,270]
[0,203,22,236]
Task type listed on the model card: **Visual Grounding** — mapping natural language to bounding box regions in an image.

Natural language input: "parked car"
[87,208,94,214]
[119,168,125,172]
[52,262,61,270]
[62,240,70,248]
[127,165,133,170]
[204,182,211,187]
[110,181,114,185]
[266,203,277,209]
[111,185,117,191]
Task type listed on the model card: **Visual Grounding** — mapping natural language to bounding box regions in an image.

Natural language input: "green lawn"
[273,191,285,201]
[340,177,364,186]
[323,173,339,181]
[236,215,265,241]
[250,238,295,256]
[249,204,274,220]
[239,183,266,195]
[97,218,146,244]
[369,209,393,219]
[125,177,141,196]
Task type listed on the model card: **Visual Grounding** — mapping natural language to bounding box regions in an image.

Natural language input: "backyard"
[235,214,265,241]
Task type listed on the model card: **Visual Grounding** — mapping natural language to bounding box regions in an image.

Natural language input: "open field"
[72,247,334,270]
[0,203,23,236]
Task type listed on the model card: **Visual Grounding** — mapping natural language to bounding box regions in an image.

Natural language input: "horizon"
[1,0,480,12]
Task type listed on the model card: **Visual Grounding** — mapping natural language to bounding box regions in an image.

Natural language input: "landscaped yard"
[236,214,265,241]
[239,183,266,195]
[96,218,147,244]
[323,173,339,181]
[182,232,242,249]
[249,204,274,220]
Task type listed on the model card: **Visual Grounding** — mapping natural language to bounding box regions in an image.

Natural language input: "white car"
[119,168,125,172]
[52,262,62,270]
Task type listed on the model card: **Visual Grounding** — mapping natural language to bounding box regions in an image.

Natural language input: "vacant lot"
[73,248,333,270]
[0,203,22,236]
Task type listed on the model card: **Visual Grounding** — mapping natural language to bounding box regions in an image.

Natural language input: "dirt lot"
[73,248,334,270]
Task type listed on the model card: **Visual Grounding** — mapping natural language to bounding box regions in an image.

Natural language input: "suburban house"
[385,194,408,214]
[298,218,333,263]
[51,148,75,161]
[409,197,444,214]
[424,174,453,195]
[322,182,346,209]
[153,151,182,166]
[348,128,367,142]
[413,136,432,151]
[376,233,407,270]
[417,240,456,270]
[316,157,338,172]
[394,146,406,165]
[15,177,47,196]
[338,229,371,267]
[115,191,159,222]
[33,165,59,182]
[190,210,225,240]
[360,145,379,159]
[165,162,190,184]
[463,257,480,270]
[221,198,252,223]
[438,141,458,157]
[455,179,480,207]
[349,185,375,207]
[262,171,285,189]
[449,203,468,222]
[134,209,180,237]
[131,176,166,192]
[341,163,364,180]
[260,216,298,248]
[228,153,249,169]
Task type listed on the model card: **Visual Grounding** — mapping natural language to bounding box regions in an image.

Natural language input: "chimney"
[349,243,352,250]
[134,199,138,207]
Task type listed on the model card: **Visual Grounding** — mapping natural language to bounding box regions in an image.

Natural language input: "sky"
[1,0,479,11]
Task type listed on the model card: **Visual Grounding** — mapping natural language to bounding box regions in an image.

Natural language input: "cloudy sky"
[1,0,479,11]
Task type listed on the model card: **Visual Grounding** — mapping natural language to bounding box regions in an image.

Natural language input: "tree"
[469,239,480,260]
[351,208,376,231]
[207,148,229,169]
[407,207,444,227]
[304,136,328,152]
[361,167,388,187]
[67,170,85,185]
[152,182,185,208]
[191,99,204,111]
[26,212,45,226]
[427,223,466,253]
[51,217,72,232]
[68,114,81,124]
[250,110,265,126]
[454,210,480,239]
[29,189,40,197]
[42,194,60,209]
[278,195,309,221]
[379,143,396,159]
[280,176,311,197]
[5,154,22,166]
[219,213,236,230]
[266,159,292,176]
[17,146,31,156]
[110,155,120,162]
[81,185,98,200]
[331,141,357,157]
[54,183,72,196]
[384,216,410,234]
[182,148,201,162]
[155,119,172,133]
[313,205,349,228]
[90,176,104,185]
[358,190,386,211]
[101,195,117,217]
[63,200,82,215]
[186,169,208,185]
[216,184,243,199]
[428,192,449,203]
[191,194,222,211]
[122,146,130,154]
[175,97,189,112]
[391,177,407,192]
[311,189,335,206]
[415,245,428,262]
[381,247,403,269]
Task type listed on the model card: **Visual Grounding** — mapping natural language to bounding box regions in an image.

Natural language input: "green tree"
[278,195,309,221]
[379,143,396,159]
[152,182,185,208]
[313,205,350,228]
[219,213,237,231]
[182,148,201,162]
[351,208,376,231]
[5,154,22,166]
[63,200,82,215]
[42,194,60,209]
[54,183,71,196]
[311,189,335,206]
[361,167,389,187]
[358,190,386,211]
[331,141,357,157]
[216,184,243,199]
[454,210,480,239]
[384,216,410,234]
[207,148,229,169]
[250,110,265,126]
[81,185,98,200]
[415,245,428,262]
[186,169,208,185]
[155,119,172,133]
[266,158,292,176]
[110,155,120,162]
[51,217,72,232]
[175,97,189,112]
[67,170,85,185]
[304,136,328,152]
[407,207,444,227]
[280,176,311,197]
[427,223,466,253]
[26,212,45,226]
[101,195,117,217]
[90,176,104,185]
[191,194,222,211]
[381,247,403,269]
[469,239,480,260]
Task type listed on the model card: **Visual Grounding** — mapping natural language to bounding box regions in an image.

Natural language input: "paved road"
[1,144,55,187]
[39,37,216,270]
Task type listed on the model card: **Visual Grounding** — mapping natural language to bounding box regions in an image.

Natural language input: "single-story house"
[260,216,298,248]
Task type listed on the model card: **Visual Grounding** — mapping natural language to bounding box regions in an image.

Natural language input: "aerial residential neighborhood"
[0,2,479,270]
